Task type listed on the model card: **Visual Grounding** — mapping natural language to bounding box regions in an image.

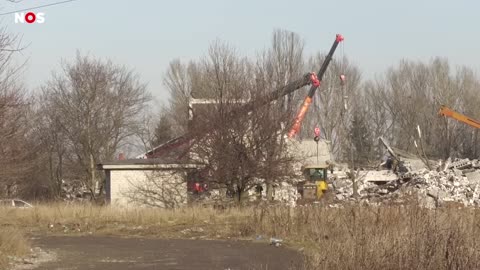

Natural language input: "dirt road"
[28,236,302,270]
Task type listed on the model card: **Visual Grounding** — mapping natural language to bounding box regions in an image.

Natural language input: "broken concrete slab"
[462,168,476,174]
[363,170,398,182]
[453,169,463,177]
[428,187,447,201]
[448,159,472,170]
[333,179,350,189]
[472,159,480,168]
[403,158,429,172]
[466,171,480,184]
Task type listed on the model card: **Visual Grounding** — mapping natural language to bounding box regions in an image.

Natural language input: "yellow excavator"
[298,165,329,200]
[438,105,480,129]
[296,129,332,200]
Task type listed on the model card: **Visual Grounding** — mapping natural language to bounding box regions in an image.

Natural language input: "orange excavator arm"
[438,105,480,129]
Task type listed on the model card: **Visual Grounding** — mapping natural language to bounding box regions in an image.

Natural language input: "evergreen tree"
[152,114,173,146]
[348,107,373,166]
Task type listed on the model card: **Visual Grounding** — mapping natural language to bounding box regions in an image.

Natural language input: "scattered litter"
[270,237,283,247]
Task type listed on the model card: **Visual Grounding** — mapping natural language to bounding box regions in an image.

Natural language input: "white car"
[0,199,33,208]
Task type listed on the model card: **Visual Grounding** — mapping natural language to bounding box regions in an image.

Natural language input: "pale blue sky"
[2,0,479,104]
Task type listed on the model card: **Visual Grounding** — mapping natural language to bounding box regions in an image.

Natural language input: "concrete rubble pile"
[60,180,92,201]
[330,158,480,208]
[270,182,299,207]
[244,182,299,207]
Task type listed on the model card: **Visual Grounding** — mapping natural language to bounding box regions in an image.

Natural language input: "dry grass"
[256,204,480,270]
[0,203,255,239]
[0,227,30,269]
[2,203,480,269]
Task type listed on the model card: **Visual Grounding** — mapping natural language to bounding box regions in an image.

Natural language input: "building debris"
[363,170,398,182]
[329,158,480,208]
[60,180,91,201]
[448,159,473,170]
[466,171,480,184]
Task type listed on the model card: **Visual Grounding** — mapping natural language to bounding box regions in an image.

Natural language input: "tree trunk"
[266,182,273,201]
[48,152,57,198]
[90,153,96,200]
[351,169,359,198]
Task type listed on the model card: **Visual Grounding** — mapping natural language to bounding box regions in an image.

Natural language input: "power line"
[0,0,78,16]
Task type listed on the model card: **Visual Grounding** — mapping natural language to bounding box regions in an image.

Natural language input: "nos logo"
[15,12,45,24]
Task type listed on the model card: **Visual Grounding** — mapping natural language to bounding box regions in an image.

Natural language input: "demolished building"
[328,138,480,208]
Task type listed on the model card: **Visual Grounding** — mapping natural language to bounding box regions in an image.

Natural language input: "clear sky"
[2,0,479,104]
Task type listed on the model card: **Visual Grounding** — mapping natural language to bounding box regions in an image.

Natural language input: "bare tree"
[184,41,297,202]
[0,26,36,198]
[263,29,304,109]
[363,58,480,160]
[40,52,151,199]
[163,60,196,137]
[33,93,89,199]
[251,30,305,199]
[367,58,478,158]
[363,78,391,159]
[0,89,35,197]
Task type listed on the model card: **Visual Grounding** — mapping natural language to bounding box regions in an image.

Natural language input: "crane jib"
[288,34,344,138]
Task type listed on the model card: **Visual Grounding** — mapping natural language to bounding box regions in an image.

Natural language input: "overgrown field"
[0,227,30,269]
[2,203,480,269]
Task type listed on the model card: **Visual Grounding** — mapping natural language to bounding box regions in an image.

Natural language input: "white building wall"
[289,139,332,166]
[109,169,187,208]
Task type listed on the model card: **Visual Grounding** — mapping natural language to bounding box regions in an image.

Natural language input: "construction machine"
[297,164,329,200]
[288,34,344,138]
[438,105,480,129]
[295,127,334,200]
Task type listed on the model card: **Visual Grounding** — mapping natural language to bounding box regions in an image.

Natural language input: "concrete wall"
[285,139,332,180]
[292,139,332,166]
[109,169,187,208]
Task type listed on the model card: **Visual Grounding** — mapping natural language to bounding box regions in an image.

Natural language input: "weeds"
[0,227,30,269]
[2,203,480,269]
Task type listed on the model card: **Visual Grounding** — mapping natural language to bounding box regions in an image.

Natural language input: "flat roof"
[98,158,203,170]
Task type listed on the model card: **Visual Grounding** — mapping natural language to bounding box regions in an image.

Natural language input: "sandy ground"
[18,235,302,270]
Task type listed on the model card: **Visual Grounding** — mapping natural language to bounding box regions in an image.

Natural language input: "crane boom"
[288,34,344,138]
[438,105,480,129]
[231,34,344,119]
